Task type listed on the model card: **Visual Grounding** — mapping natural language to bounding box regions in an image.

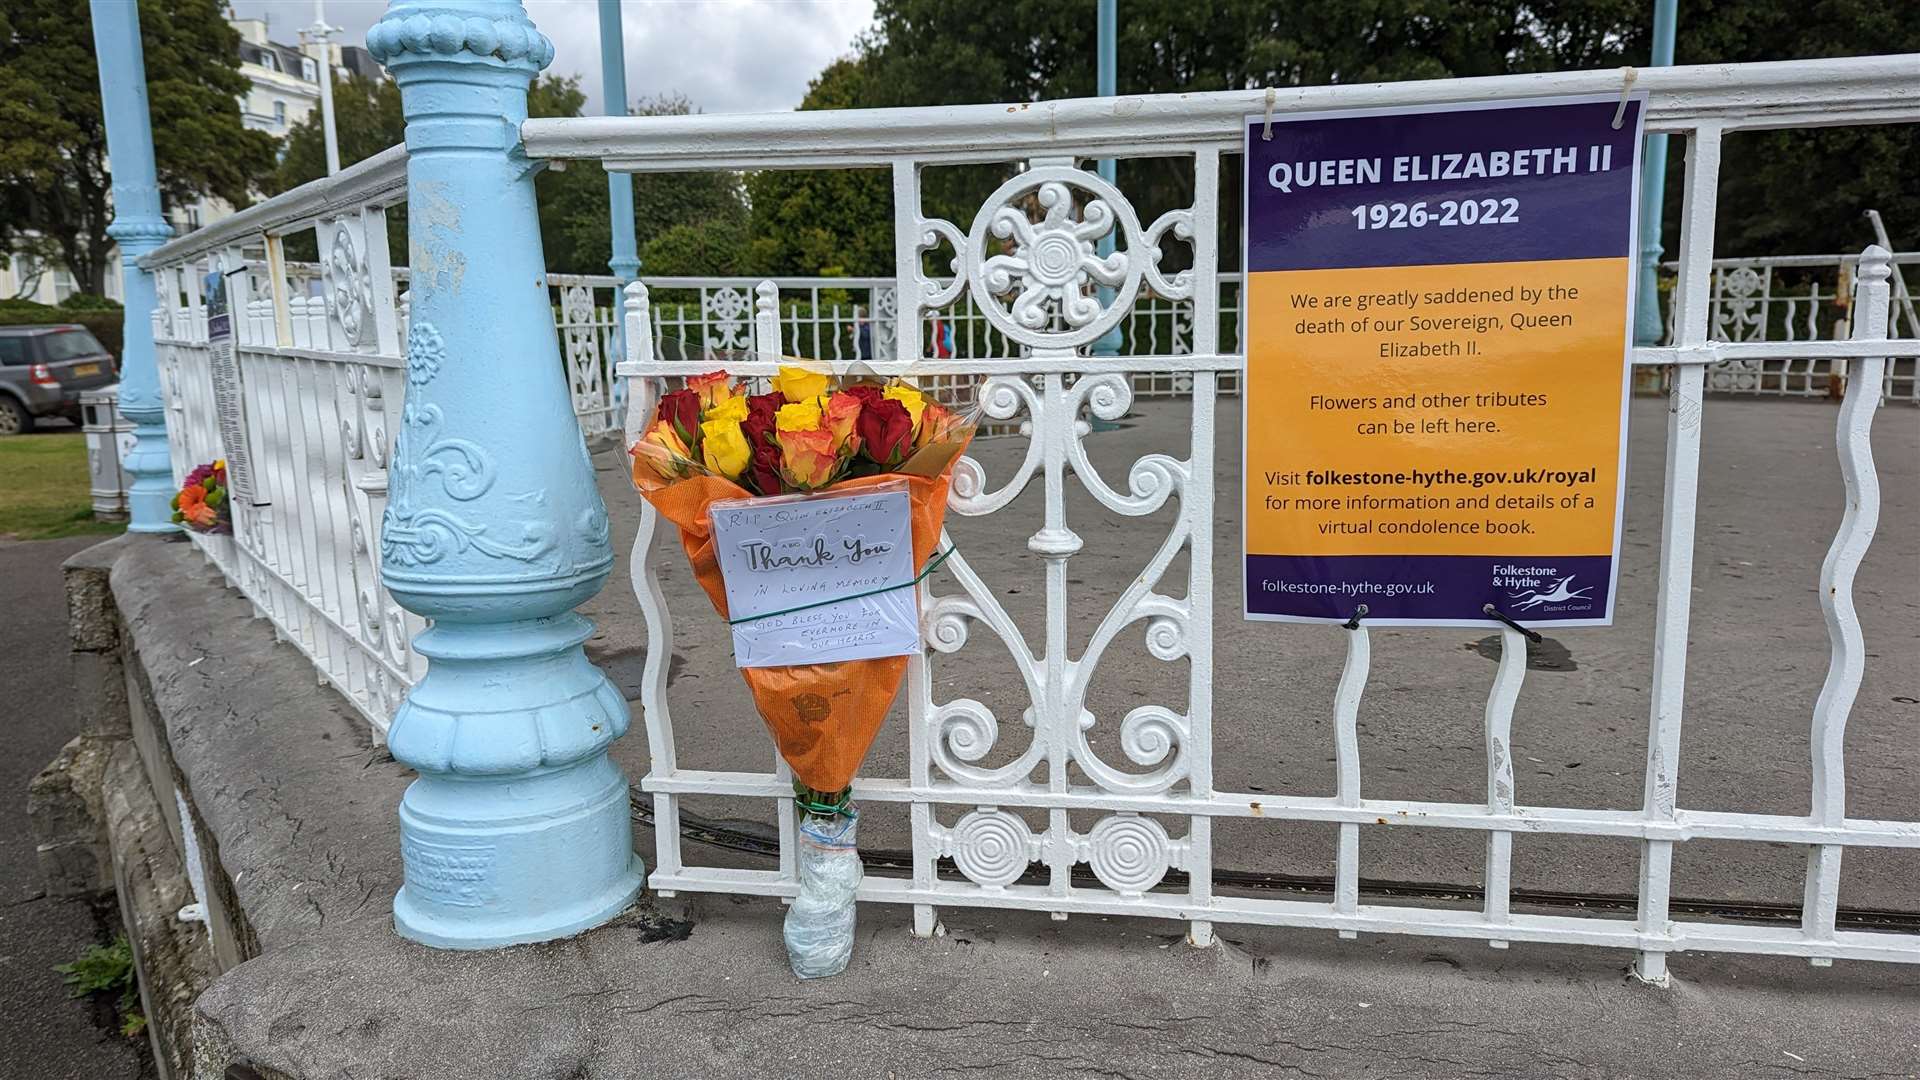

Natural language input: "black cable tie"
[1482,602,1542,643]
[1342,603,1369,631]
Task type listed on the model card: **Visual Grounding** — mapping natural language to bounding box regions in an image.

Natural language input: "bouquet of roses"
[631,364,976,978]
[629,365,975,799]
[171,460,233,534]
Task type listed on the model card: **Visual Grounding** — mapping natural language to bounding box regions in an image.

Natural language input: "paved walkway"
[0,536,148,1079]
[584,395,1919,913]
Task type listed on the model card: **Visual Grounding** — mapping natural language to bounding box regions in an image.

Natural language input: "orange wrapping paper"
[635,468,959,792]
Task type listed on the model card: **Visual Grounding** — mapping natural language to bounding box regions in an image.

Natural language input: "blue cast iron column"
[598,0,639,397]
[90,1,176,532]
[368,0,644,949]
[598,0,640,284]
[1634,0,1678,345]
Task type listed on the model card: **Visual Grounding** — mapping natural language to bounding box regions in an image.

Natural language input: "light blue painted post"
[89,1,175,532]
[598,0,638,407]
[1634,0,1678,345]
[598,0,640,284]
[368,0,644,949]
[1092,0,1123,358]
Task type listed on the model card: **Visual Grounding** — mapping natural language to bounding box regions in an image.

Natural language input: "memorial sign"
[1242,95,1644,626]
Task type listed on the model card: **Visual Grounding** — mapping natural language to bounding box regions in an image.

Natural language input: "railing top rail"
[138,57,1916,271]
[539,274,907,289]
[141,144,406,270]
[635,276,901,289]
[1661,252,1920,271]
[525,55,1920,171]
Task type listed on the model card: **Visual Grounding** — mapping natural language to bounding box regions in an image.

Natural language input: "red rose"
[657,389,702,444]
[842,383,886,409]
[746,392,784,425]
[746,437,784,496]
[857,397,914,466]
[741,393,777,444]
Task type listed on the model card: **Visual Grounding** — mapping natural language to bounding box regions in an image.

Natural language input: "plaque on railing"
[204,268,260,504]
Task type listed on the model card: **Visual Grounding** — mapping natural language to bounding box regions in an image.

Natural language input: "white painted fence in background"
[1662,252,1920,400]
[138,56,1920,981]
[299,251,1920,448]
[556,255,1916,415]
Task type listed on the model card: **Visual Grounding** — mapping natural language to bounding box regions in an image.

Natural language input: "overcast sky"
[225,0,876,114]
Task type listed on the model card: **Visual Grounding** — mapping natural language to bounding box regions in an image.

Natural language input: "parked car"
[0,325,120,434]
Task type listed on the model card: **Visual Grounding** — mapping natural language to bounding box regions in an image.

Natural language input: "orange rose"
[632,418,697,482]
[776,425,841,490]
[821,391,863,457]
[916,400,968,448]
[686,370,740,412]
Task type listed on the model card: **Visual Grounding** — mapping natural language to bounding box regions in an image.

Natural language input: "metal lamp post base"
[394,754,645,950]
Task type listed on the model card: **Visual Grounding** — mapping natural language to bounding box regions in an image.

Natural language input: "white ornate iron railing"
[135,55,1920,980]
[529,273,1249,409]
[299,249,1917,462]
[1655,252,1919,400]
[145,147,423,731]
[552,56,1920,982]
[580,258,1916,405]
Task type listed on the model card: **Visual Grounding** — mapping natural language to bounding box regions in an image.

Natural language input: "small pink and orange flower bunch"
[171,460,232,534]
[631,366,973,496]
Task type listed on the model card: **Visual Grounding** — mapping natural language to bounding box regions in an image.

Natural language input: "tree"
[777,0,1907,265]
[1667,0,1919,255]
[269,73,406,195]
[535,93,751,277]
[641,215,755,277]
[0,0,277,294]
[742,60,899,277]
[758,1,1651,275]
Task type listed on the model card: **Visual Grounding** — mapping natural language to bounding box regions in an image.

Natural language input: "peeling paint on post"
[368,0,643,949]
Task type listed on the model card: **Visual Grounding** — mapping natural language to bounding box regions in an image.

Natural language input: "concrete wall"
[28,536,220,1078]
[30,535,418,1079]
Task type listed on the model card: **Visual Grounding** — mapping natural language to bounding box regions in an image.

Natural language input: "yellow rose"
[700,418,751,480]
[776,399,822,432]
[773,365,831,403]
[705,394,749,425]
[883,383,927,432]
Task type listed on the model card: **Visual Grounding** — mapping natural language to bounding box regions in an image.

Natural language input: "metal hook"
[1482,603,1542,643]
[1612,66,1638,129]
[1262,87,1277,141]
[1342,603,1369,631]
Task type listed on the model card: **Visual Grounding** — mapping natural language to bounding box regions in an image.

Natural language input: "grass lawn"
[0,433,127,541]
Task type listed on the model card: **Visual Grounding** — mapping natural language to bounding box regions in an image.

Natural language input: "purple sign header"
[1245,98,1642,272]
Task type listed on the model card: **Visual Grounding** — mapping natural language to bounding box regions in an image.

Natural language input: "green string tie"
[726,547,956,626]
[792,782,854,817]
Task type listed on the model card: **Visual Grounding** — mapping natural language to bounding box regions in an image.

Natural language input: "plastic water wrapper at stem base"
[784,807,863,979]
